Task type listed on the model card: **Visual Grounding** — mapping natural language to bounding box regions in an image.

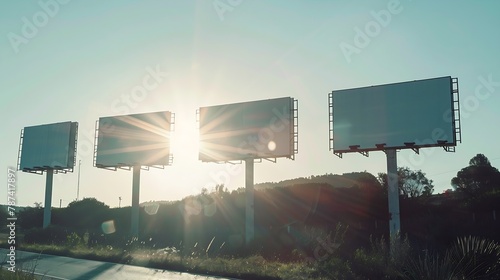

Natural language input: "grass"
[0,269,35,280]
[2,230,500,280]
[0,258,38,280]
[401,236,500,280]
[13,243,325,280]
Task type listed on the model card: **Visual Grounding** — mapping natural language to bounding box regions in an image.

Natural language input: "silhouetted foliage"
[377,167,434,198]
[65,198,110,231]
[452,154,500,198]
[11,169,500,267]
[257,172,381,190]
[0,207,8,228]
[18,207,43,229]
[23,226,68,244]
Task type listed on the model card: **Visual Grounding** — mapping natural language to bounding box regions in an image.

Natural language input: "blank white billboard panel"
[95,111,172,167]
[331,77,455,152]
[19,121,78,171]
[199,97,295,162]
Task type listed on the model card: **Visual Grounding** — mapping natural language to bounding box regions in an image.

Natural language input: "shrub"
[402,251,458,280]
[351,234,409,279]
[23,226,68,244]
[401,236,500,280]
[448,236,500,279]
[66,232,84,247]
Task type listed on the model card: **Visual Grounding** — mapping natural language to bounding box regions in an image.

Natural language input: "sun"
[171,116,200,163]
[141,106,203,201]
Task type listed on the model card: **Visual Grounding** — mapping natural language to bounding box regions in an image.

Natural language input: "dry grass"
[16,243,324,280]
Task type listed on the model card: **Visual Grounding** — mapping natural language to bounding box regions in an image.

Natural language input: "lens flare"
[144,203,160,215]
[267,140,276,151]
[101,220,116,234]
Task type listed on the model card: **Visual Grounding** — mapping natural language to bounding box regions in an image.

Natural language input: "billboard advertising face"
[19,121,78,171]
[331,77,456,153]
[95,111,172,167]
[199,97,295,162]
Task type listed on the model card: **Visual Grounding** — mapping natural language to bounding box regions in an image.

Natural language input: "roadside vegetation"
[2,228,500,279]
[1,153,499,279]
[0,260,37,280]
[0,270,35,280]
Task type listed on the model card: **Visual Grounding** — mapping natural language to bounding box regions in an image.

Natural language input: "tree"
[64,198,110,230]
[377,167,434,198]
[0,207,8,224]
[451,154,500,197]
[18,207,43,229]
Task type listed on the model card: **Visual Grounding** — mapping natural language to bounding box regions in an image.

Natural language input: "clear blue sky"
[1,0,499,208]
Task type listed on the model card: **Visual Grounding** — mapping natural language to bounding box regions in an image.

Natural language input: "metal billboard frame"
[327,76,461,250]
[93,112,175,170]
[328,77,461,158]
[197,97,298,164]
[92,111,174,238]
[197,97,298,246]
[17,122,79,175]
[16,121,79,230]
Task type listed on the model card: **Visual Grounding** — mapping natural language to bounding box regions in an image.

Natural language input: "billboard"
[199,97,297,162]
[18,121,78,172]
[329,76,459,154]
[94,111,173,168]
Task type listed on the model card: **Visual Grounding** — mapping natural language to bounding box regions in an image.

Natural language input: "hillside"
[255,171,381,190]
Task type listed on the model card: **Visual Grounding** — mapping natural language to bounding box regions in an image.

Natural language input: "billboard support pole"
[386,149,400,244]
[43,169,54,229]
[77,159,81,200]
[131,165,141,238]
[245,158,254,245]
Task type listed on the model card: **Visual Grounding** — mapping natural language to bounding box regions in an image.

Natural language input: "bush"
[402,251,457,280]
[401,236,500,280]
[351,235,410,279]
[23,226,68,244]
[448,236,500,279]
[66,232,84,247]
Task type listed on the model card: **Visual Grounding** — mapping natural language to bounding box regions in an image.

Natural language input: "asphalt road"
[0,249,236,280]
